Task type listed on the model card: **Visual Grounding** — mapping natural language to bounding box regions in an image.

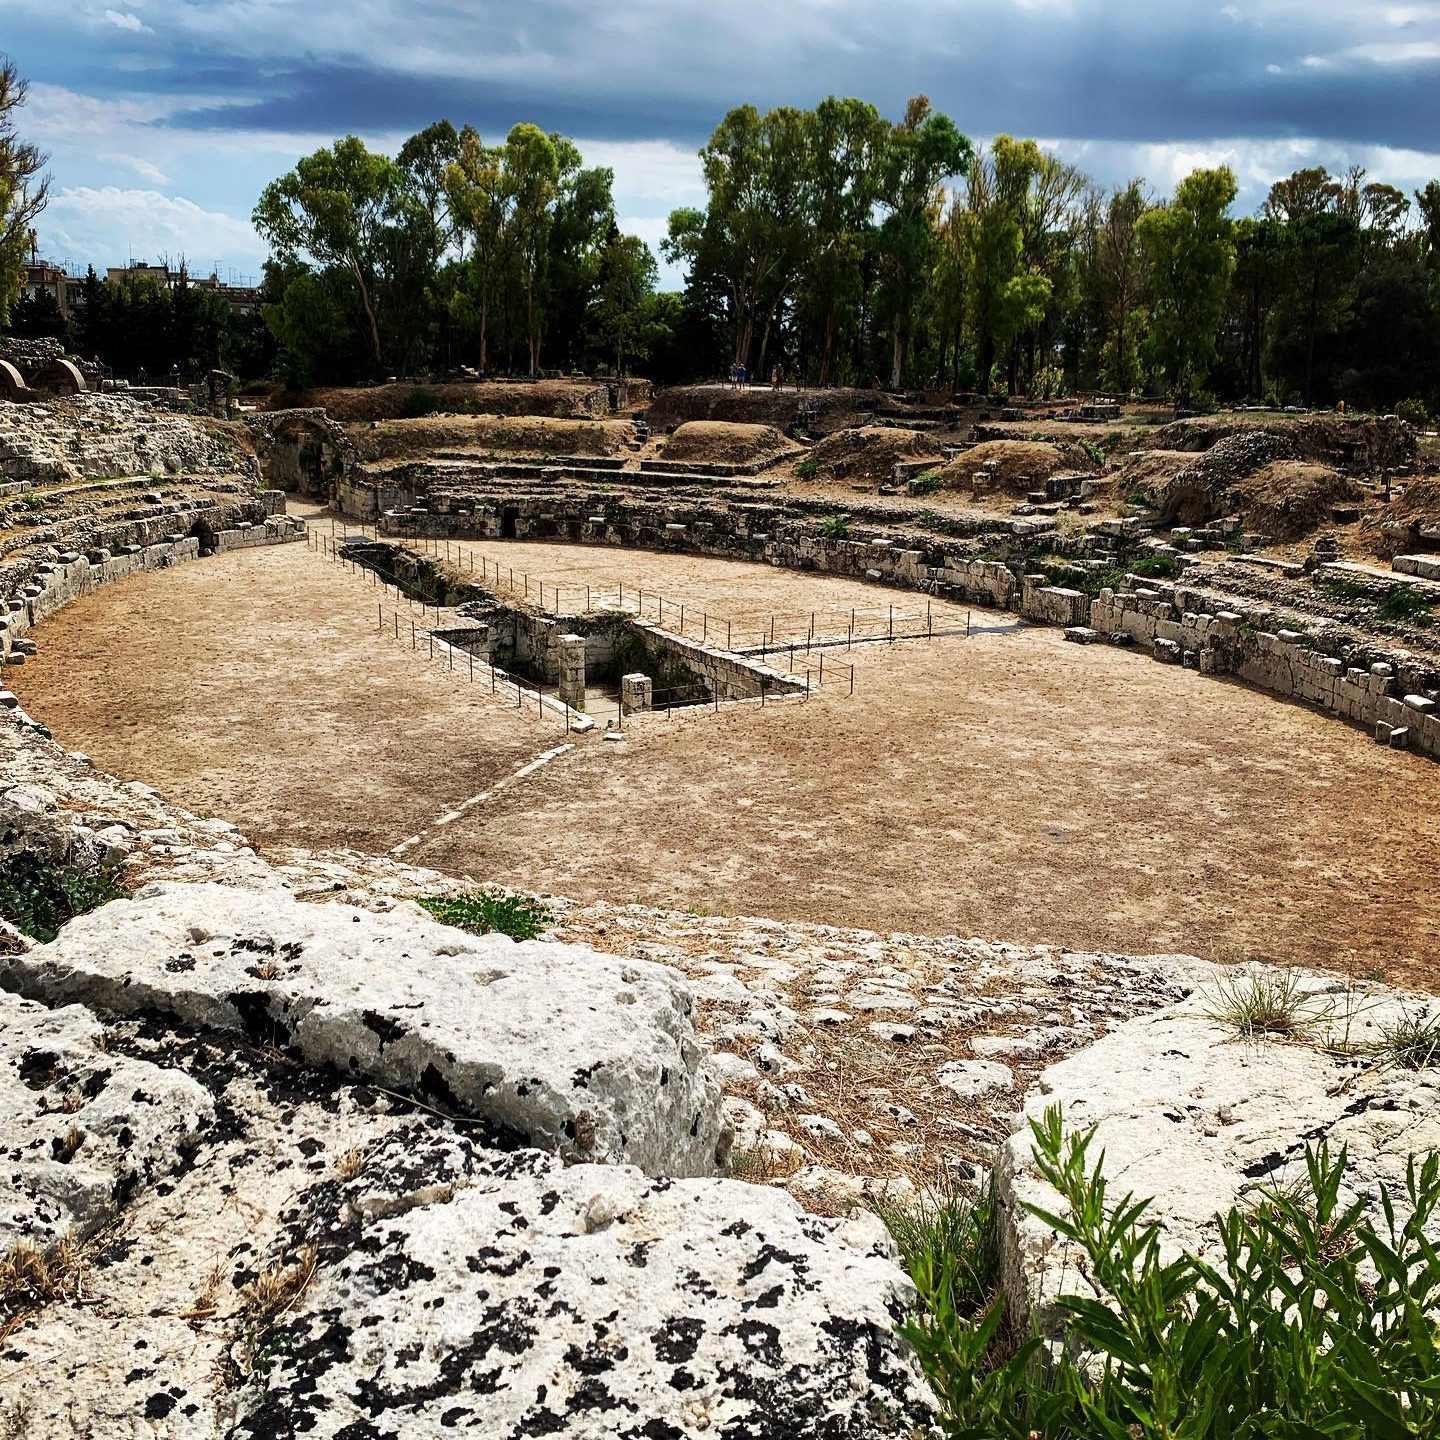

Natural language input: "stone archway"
[29,359,87,396]
[246,408,357,500]
[0,360,30,403]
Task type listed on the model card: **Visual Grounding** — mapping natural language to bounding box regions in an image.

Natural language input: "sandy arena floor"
[14,534,1440,984]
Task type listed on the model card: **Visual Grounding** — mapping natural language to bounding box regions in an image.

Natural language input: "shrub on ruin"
[1376,587,1434,625]
[1129,555,1179,580]
[399,386,442,419]
[0,855,126,943]
[819,512,851,539]
[889,1106,1440,1438]
[1396,399,1429,429]
[417,890,553,942]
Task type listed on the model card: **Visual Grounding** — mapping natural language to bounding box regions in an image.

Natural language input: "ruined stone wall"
[627,619,807,701]
[0,509,305,669]
[1088,584,1440,759]
[377,493,1440,761]
[382,494,1018,612]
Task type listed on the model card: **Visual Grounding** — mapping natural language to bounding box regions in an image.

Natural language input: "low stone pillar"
[556,633,586,711]
[621,672,652,715]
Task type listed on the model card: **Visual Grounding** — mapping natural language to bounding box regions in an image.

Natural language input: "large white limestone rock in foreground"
[2,881,726,1178]
[996,973,1440,1333]
[230,1128,936,1440]
[0,988,214,1246]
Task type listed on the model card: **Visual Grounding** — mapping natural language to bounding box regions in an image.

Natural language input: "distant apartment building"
[19,258,261,320]
[104,260,261,314]
[20,262,86,320]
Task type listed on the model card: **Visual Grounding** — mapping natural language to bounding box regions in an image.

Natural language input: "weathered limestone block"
[0,989,214,1247]
[232,1127,937,1439]
[1021,581,1090,628]
[996,973,1440,1338]
[556,631,587,710]
[2,882,726,1177]
[620,672,653,714]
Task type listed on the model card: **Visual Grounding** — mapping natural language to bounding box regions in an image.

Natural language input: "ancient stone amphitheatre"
[3,370,1440,1435]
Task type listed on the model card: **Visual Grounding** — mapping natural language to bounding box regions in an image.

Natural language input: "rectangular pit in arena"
[338,536,812,718]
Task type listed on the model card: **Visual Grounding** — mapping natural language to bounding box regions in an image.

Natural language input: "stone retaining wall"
[1089,583,1440,759]
[628,619,808,701]
[1,510,305,669]
[381,494,1018,612]
[379,493,1440,762]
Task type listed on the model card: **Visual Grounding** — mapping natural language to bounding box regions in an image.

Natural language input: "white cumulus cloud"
[41,186,264,274]
[102,9,150,33]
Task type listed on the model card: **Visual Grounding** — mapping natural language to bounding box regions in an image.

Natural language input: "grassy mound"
[801,426,942,484]
[938,439,1087,495]
[661,421,792,466]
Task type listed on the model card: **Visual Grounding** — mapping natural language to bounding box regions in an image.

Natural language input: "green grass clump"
[1202,965,1323,1041]
[1129,555,1179,580]
[794,457,819,481]
[886,1106,1440,1438]
[1375,1008,1440,1071]
[819,512,851,539]
[417,890,553,941]
[1377,586,1434,625]
[910,469,944,495]
[0,855,126,943]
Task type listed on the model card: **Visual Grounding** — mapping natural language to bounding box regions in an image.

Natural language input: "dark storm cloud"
[9,0,1438,151]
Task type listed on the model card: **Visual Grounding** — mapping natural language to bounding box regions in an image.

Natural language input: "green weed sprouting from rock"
[1377,587,1434,625]
[0,856,127,943]
[794,457,819,480]
[1375,1008,1440,1071]
[1129,555,1179,580]
[885,1106,1440,1438]
[417,891,553,942]
[819,513,851,539]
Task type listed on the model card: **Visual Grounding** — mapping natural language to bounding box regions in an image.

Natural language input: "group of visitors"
[726,362,787,389]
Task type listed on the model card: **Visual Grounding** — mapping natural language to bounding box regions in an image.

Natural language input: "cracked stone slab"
[0,988,214,1247]
[231,1128,938,1440]
[1,882,725,1178]
[996,977,1440,1335]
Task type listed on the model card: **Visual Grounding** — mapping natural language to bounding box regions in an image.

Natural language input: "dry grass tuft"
[240,1244,318,1326]
[333,1147,366,1181]
[0,1234,88,1340]
[180,1261,227,1327]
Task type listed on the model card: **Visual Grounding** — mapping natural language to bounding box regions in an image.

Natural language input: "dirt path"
[13,535,1440,985]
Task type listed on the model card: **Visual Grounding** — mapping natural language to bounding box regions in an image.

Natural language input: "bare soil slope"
[939,439,1086,494]
[804,426,942,484]
[274,379,612,422]
[661,421,792,466]
[350,415,631,462]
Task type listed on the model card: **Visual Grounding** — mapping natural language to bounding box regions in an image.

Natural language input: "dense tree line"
[7,44,1440,411]
[253,122,662,385]
[8,266,275,380]
[668,99,1440,415]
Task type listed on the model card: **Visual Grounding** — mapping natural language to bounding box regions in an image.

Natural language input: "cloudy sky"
[6,0,1439,287]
